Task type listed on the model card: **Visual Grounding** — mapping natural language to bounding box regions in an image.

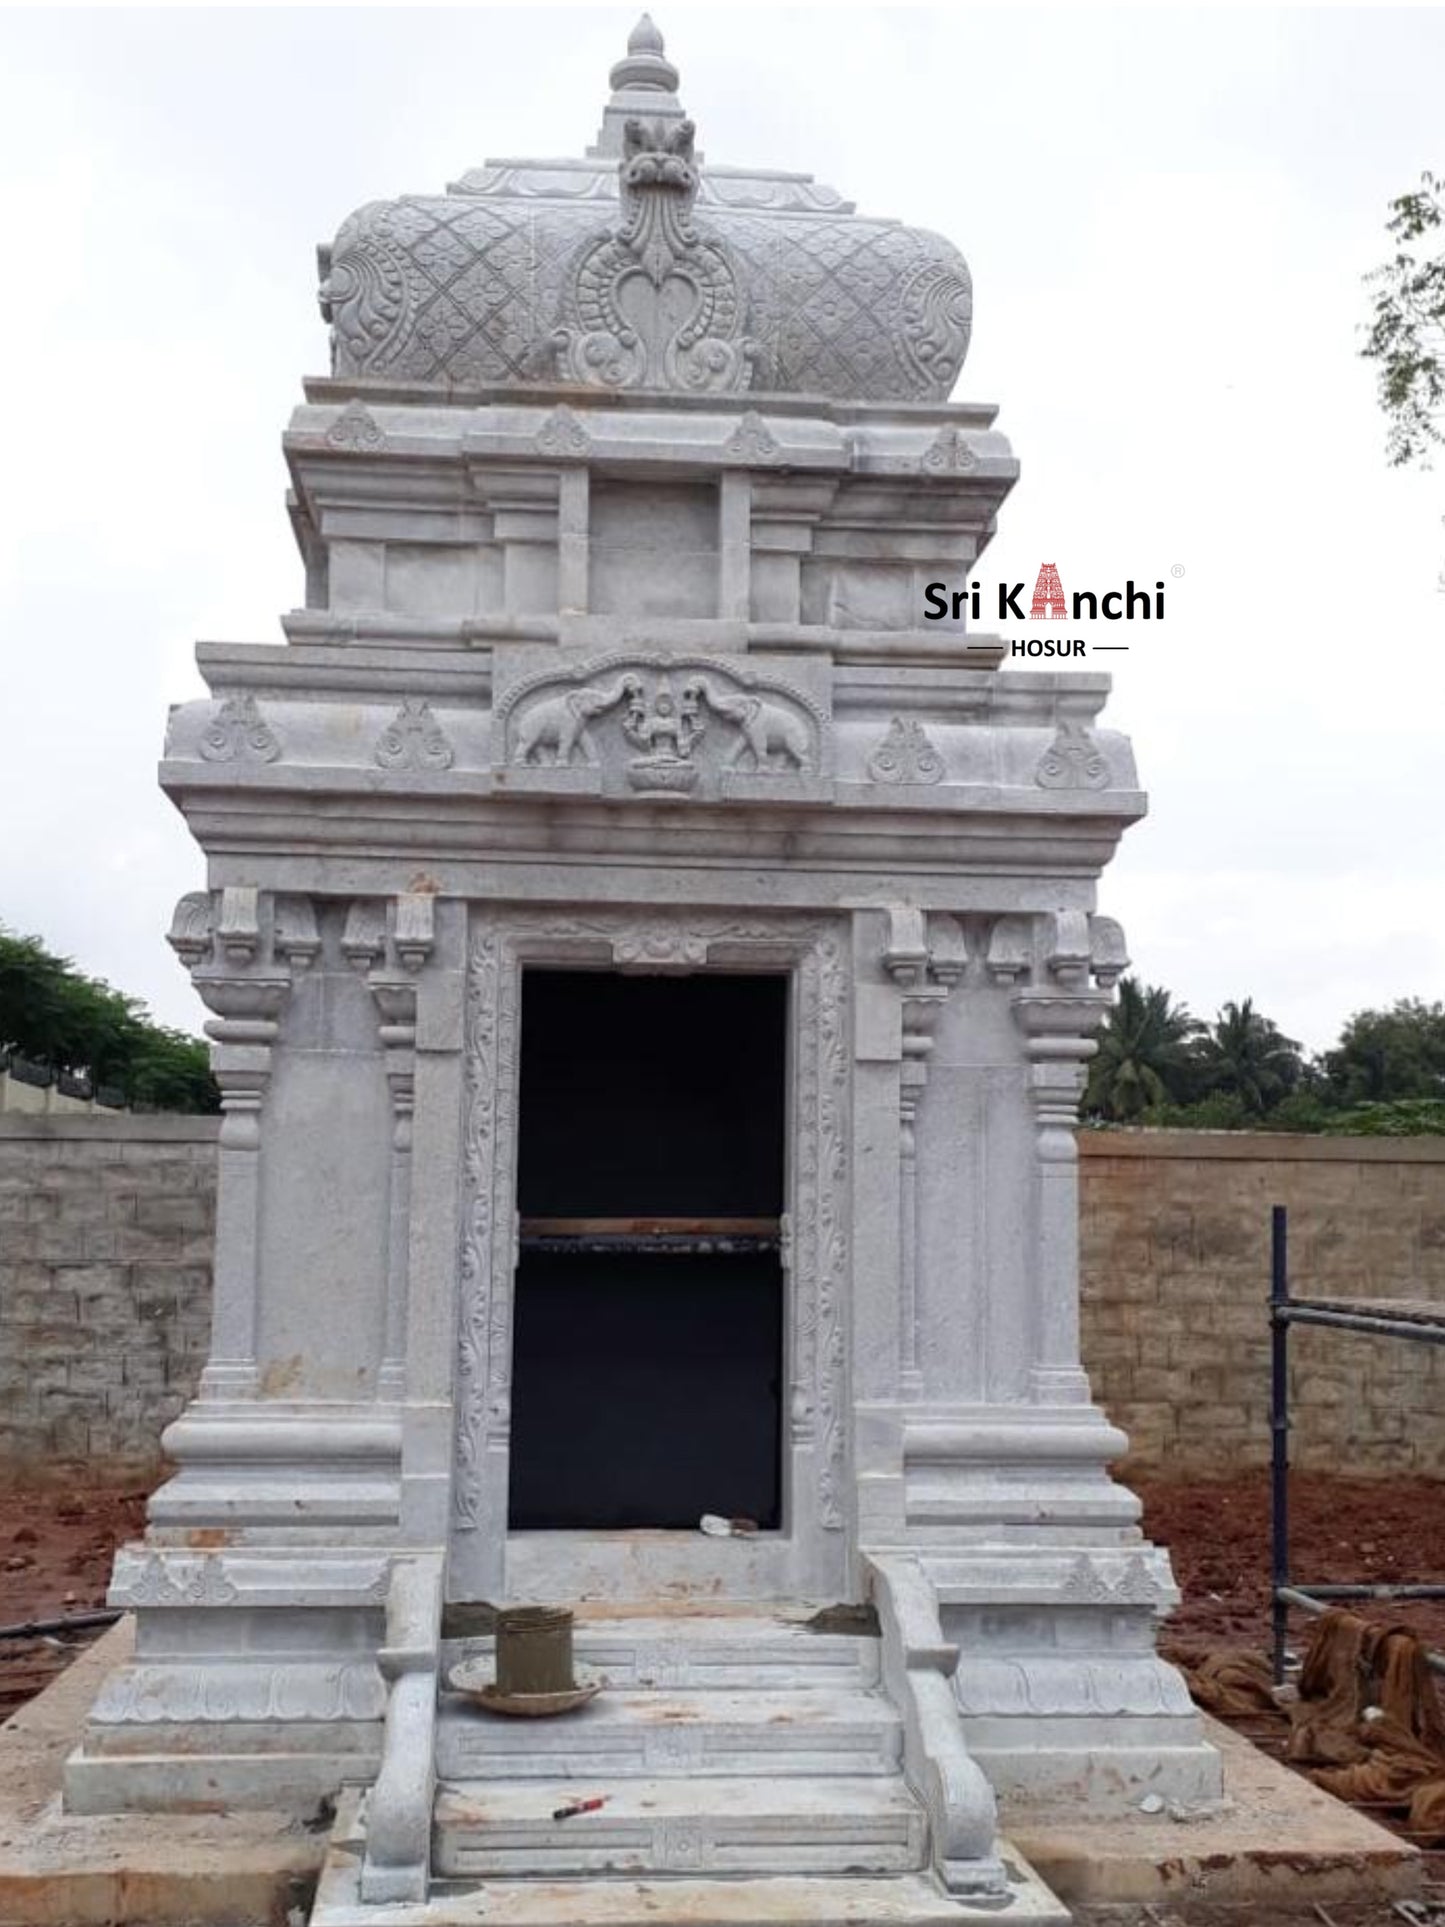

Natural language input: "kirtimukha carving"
[551,117,754,392]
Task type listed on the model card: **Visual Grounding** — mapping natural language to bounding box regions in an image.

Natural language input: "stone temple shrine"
[68,18,1222,1923]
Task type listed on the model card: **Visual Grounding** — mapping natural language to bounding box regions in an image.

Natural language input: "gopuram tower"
[69,19,1222,1923]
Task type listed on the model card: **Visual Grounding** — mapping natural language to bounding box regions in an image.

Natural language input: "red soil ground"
[4,1470,1444,1721]
[1137,1469,1445,1666]
[2,1473,1444,1921]
[0,1483,146,1719]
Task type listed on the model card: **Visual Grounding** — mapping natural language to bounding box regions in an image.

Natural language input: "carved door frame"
[447,906,851,1603]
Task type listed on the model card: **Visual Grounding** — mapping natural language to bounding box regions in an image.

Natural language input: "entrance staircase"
[310,1582,1069,1925]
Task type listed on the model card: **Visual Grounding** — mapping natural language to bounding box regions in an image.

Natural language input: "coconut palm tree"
[1194,999,1304,1114]
[1083,977,1201,1122]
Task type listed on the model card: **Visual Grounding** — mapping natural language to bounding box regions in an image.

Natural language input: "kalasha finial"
[610,13,679,94]
[630,14,664,55]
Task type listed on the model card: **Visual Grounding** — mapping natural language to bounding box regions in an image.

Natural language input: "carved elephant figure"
[687,680,812,772]
[512,677,643,766]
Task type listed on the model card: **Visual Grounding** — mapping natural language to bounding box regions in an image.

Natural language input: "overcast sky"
[1,4,1442,1051]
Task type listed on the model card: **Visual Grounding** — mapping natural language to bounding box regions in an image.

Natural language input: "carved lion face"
[621,116,698,193]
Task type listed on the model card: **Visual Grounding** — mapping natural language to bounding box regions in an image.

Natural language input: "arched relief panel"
[448,907,852,1603]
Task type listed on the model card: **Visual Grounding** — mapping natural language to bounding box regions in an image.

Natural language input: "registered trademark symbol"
[1171,563,1185,578]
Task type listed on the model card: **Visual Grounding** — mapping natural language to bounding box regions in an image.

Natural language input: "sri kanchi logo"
[1030,564,1067,620]
[921,569,1166,623]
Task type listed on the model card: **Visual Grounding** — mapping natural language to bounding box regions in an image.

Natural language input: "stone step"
[443,1612,876,1693]
[315,1840,1069,1927]
[436,1686,902,1780]
[433,1774,927,1878]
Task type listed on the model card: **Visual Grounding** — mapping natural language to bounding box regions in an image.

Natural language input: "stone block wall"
[1080,1131,1445,1476]
[3,1118,1444,1482]
[0,1116,218,1482]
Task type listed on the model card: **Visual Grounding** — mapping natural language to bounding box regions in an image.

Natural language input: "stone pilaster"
[880,907,963,1399]
[166,887,302,1400]
[344,894,438,1405]
[1008,911,1123,1406]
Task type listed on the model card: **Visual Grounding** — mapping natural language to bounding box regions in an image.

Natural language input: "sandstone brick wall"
[0,1115,218,1482]
[1080,1131,1445,1476]
[3,1119,1444,1482]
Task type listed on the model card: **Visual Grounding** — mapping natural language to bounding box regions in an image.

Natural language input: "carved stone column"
[993,910,1127,1405]
[168,886,309,1399]
[343,893,437,1404]
[881,907,964,1399]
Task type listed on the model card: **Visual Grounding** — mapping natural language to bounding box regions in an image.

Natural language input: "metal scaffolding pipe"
[1270,1204,1290,1686]
[1275,1587,1445,1679]
[0,1608,121,1643]
[1278,1303,1445,1345]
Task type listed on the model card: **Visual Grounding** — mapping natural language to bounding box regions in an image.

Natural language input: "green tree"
[1362,171,1445,468]
[0,925,217,1114]
[1083,977,1201,1122]
[1191,998,1304,1116]
[1322,998,1445,1105]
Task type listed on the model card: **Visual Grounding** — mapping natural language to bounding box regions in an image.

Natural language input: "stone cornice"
[298,378,1005,430]
[160,793,1139,890]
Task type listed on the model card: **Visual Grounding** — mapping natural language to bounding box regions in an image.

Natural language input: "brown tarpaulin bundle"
[1184,1610,1445,1839]
[1292,1609,1445,1837]
[1183,1648,1279,1719]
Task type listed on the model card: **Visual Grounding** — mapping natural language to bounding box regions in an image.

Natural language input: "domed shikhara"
[318,16,973,402]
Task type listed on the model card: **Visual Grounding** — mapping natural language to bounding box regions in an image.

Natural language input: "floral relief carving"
[723,411,780,464]
[813,934,848,1530]
[320,164,973,401]
[325,399,386,451]
[375,698,455,771]
[534,405,592,458]
[953,1655,1190,1719]
[612,932,709,969]
[866,717,945,785]
[1035,720,1111,791]
[109,1553,238,1608]
[90,1661,386,1725]
[899,259,974,395]
[1061,1552,1165,1608]
[454,928,500,1533]
[919,426,977,475]
[199,695,281,765]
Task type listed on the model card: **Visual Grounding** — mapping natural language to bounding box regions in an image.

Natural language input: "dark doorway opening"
[508,970,788,1531]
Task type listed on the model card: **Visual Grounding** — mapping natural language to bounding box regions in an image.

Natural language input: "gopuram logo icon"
[1030,563,1067,619]
[922,562,1170,657]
